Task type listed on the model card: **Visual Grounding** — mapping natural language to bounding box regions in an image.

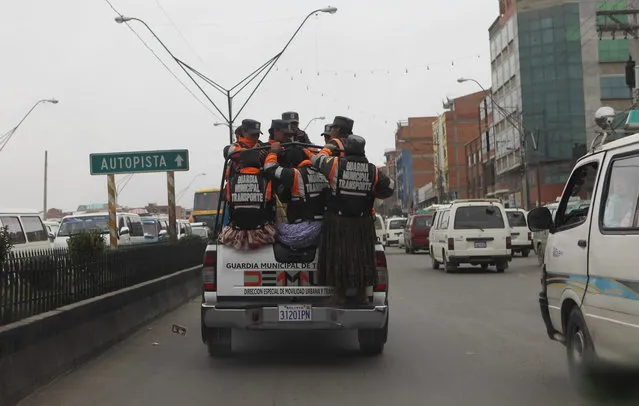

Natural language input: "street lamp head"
[114,16,133,24]
[457,78,467,83]
[319,6,338,14]
[318,116,326,120]
[45,99,59,104]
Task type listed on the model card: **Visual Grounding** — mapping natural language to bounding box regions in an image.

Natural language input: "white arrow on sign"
[175,155,184,167]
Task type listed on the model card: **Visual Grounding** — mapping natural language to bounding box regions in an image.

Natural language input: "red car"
[404,213,434,254]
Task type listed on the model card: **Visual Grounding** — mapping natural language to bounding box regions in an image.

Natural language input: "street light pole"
[457,77,535,209]
[177,172,206,202]
[302,116,326,131]
[0,99,59,154]
[116,7,337,144]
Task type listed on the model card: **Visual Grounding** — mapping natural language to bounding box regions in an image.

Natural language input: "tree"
[0,226,13,266]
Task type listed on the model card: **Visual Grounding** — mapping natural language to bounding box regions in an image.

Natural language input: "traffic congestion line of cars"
[0,209,210,252]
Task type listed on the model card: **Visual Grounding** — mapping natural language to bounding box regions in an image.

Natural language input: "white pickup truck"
[200,240,390,357]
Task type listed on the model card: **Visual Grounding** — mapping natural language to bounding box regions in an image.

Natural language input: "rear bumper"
[409,239,429,250]
[448,254,511,264]
[201,303,388,330]
[511,242,533,250]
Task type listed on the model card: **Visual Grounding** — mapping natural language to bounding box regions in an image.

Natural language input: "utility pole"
[43,150,48,220]
[597,8,639,105]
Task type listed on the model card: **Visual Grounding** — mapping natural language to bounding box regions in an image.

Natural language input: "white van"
[429,199,512,273]
[385,217,407,246]
[43,220,60,238]
[176,219,192,239]
[0,209,51,252]
[505,208,532,257]
[54,212,146,248]
[529,131,639,390]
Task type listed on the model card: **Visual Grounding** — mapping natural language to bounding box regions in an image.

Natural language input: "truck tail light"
[506,236,512,250]
[374,250,388,291]
[203,250,217,291]
[447,238,454,250]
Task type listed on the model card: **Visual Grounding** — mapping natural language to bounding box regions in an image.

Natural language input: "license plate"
[278,304,312,322]
[474,241,487,248]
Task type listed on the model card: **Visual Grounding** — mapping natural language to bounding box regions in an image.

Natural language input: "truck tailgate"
[216,245,334,297]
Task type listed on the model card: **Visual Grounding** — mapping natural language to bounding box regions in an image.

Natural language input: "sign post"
[167,171,177,242]
[90,149,190,248]
[107,174,118,247]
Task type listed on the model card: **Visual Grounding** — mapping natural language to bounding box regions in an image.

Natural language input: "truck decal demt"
[242,287,334,296]
[244,271,312,286]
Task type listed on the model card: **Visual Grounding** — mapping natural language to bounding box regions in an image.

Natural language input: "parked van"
[529,130,639,391]
[505,208,532,257]
[429,199,512,273]
[54,212,146,248]
[0,209,51,252]
[385,217,407,246]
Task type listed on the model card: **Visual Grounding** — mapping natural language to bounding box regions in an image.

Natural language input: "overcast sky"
[1,0,497,211]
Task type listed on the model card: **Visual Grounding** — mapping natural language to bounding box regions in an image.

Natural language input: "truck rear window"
[454,206,505,229]
[506,211,527,227]
[413,216,433,228]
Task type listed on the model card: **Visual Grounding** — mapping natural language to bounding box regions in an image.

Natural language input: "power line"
[102,0,223,122]
[152,0,209,69]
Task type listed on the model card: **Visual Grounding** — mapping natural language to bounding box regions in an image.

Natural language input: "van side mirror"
[119,226,130,236]
[159,229,168,238]
[527,207,553,232]
[48,232,55,241]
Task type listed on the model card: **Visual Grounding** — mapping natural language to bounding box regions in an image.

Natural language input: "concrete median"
[0,265,202,406]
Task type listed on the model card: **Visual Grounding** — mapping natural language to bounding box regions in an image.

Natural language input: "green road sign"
[90,149,190,175]
[625,110,639,131]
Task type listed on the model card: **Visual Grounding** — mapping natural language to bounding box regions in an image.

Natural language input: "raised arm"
[373,167,395,199]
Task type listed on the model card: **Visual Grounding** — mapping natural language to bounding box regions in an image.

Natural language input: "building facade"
[489,0,633,207]
[433,90,490,201]
[394,117,438,210]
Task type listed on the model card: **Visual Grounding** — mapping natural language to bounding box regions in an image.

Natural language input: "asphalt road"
[18,248,633,405]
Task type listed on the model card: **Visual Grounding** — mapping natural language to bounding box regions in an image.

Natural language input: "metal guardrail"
[0,240,206,326]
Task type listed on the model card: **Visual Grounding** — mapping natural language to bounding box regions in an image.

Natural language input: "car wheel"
[496,261,507,273]
[358,316,388,356]
[431,250,440,270]
[522,249,530,258]
[443,251,457,273]
[566,307,610,398]
[205,327,232,357]
[480,264,488,271]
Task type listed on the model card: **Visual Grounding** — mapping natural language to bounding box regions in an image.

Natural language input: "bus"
[190,188,223,231]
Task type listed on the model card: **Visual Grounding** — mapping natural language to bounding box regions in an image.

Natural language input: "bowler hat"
[282,111,300,123]
[330,116,354,134]
[241,119,262,135]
